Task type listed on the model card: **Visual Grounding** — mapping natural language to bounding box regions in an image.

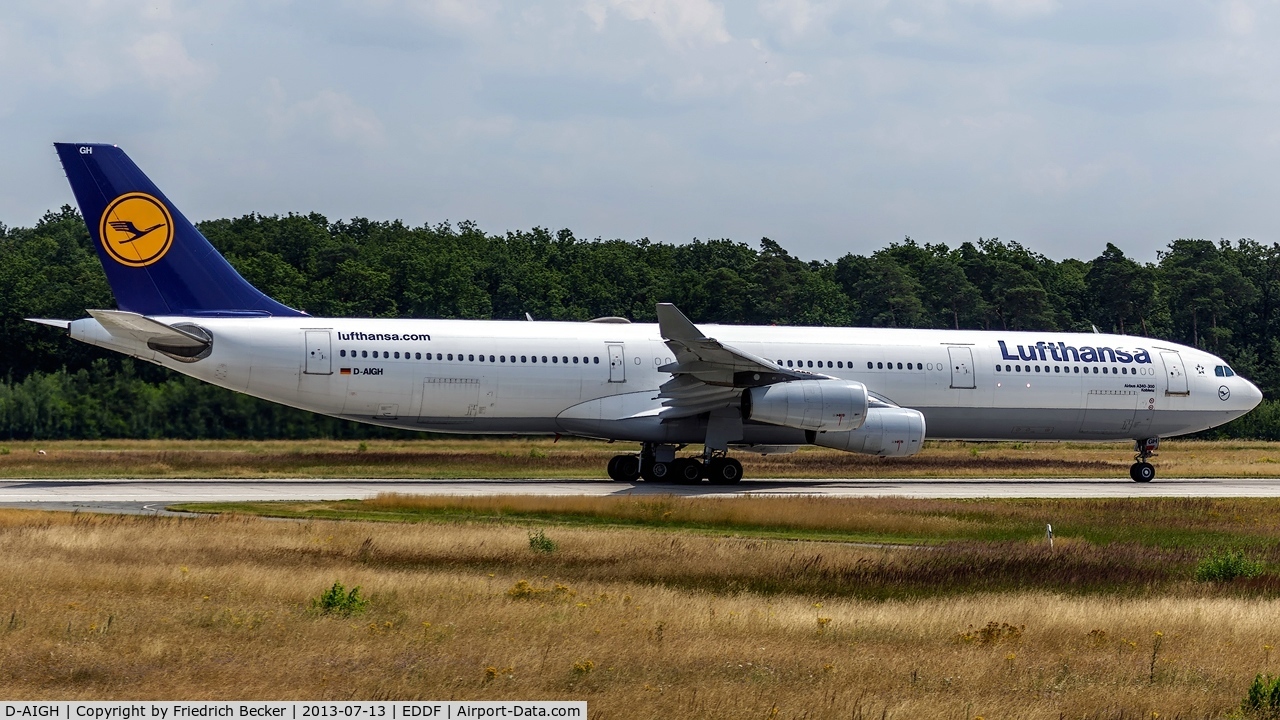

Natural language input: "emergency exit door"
[947,346,976,389]
[608,344,625,382]
[304,330,332,375]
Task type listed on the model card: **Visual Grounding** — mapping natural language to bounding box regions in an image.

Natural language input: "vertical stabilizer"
[54,143,303,317]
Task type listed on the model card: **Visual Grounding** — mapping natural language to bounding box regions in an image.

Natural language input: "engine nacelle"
[811,406,926,457]
[743,380,868,432]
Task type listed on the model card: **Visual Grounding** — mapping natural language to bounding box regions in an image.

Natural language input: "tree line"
[2,205,1277,439]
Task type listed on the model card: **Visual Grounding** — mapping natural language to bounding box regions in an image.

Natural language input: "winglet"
[656,303,704,341]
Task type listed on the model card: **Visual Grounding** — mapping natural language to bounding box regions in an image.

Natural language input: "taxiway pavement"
[2,476,1280,515]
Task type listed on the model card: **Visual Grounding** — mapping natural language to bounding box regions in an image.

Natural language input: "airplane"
[29,143,1264,484]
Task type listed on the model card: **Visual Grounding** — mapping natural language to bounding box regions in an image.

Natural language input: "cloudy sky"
[2,0,1278,262]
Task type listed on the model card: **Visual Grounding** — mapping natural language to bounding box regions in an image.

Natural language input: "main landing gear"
[606,444,743,484]
[1129,437,1160,483]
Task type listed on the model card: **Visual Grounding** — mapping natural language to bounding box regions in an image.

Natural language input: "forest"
[3,205,1279,440]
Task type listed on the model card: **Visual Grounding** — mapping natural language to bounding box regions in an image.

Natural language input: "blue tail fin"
[54,143,304,317]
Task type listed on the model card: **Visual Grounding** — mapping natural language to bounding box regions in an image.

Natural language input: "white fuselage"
[68,316,1263,445]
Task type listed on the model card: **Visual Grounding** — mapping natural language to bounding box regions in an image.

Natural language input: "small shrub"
[1243,674,1280,716]
[528,529,557,553]
[957,621,1024,645]
[1195,548,1264,582]
[311,581,369,616]
[572,659,595,675]
[357,442,368,453]
[0,447,9,455]
[507,580,574,601]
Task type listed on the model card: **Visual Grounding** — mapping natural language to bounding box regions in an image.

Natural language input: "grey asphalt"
[2,476,1280,515]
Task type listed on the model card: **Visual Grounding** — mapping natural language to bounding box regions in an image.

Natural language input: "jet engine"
[811,406,926,457]
[743,380,868,432]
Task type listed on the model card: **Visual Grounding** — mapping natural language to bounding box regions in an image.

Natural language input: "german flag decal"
[340,368,352,375]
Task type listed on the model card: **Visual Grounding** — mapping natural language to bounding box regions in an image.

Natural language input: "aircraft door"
[1161,352,1189,395]
[947,346,976,389]
[608,344,625,383]
[304,331,332,375]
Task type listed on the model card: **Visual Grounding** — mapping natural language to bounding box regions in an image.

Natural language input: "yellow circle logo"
[99,192,174,267]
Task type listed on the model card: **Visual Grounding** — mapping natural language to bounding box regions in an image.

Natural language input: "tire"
[708,458,743,484]
[1133,462,1155,483]
[645,460,672,483]
[614,455,640,482]
[606,455,622,481]
[673,458,703,484]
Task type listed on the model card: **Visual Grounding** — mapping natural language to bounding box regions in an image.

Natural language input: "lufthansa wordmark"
[99,192,174,267]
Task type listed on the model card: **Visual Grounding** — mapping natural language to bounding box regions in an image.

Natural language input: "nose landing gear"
[1129,437,1159,483]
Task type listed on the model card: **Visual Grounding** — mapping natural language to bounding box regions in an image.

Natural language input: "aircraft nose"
[1242,378,1264,410]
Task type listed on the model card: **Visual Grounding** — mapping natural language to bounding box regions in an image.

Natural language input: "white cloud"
[129,32,211,90]
[266,81,385,148]
[610,0,731,47]
[1223,0,1257,35]
[958,0,1059,18]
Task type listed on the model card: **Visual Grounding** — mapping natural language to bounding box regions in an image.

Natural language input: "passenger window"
[1005,365,1011,372]
[867,362,873,369]
[877,362,883,369]
[895,362,901,369]
[361,351,368,358]
[553,356,558,363]
[787,360,793,367]
[837,361,844,368]
[1054,366,1060,373]
[572,356,579,364]
[415,352,421,360]
[1073,367,1079,373]
[995,365,1001,373]
[541,356,548,363]
[594,357,600,364]
[394,352,400,359]
[1015,365,1021,373]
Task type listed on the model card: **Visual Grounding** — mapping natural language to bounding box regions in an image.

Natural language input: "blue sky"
[3,0,1279,262]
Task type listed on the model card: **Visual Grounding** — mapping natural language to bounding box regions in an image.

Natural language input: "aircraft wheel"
[708,458,743,484]
[611,455,640,482]
[1129,462,1155,483]
[672,458,703,484]
[643,460,673,483]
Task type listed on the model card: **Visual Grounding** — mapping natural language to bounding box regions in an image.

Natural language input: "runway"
[4,476,1280,514]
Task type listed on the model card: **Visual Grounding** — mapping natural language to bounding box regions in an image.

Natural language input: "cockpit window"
[1215,365,1236,377]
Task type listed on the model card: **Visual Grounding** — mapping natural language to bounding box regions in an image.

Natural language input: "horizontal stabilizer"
[24,318,71,330]
[87,309,208,347]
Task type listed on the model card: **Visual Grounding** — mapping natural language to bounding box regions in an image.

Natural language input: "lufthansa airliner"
[30,144,1263,483]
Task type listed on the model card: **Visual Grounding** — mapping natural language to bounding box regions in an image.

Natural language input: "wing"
[655,303,812,421]
[108,221,139,233]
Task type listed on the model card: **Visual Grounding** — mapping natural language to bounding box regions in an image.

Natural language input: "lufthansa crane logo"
[98,192,174,267]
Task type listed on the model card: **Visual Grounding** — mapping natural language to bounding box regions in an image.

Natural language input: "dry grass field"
[2,504,1280,717]
[3,437,1280,478]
